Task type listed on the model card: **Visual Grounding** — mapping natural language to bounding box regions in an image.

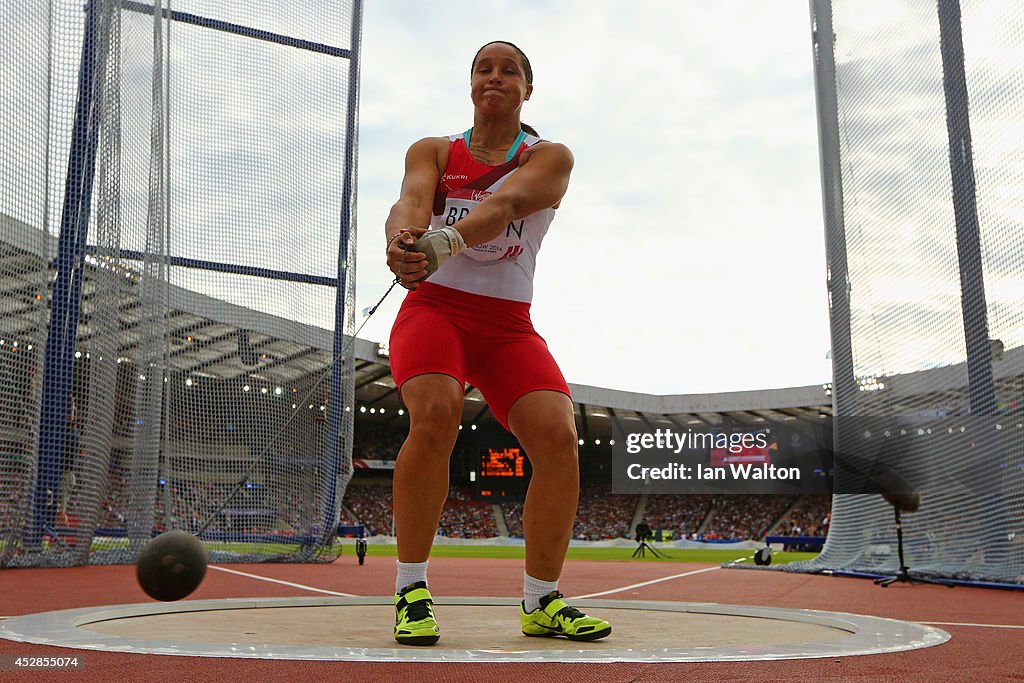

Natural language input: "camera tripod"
[632,536,664,558]
[874,504,952,588]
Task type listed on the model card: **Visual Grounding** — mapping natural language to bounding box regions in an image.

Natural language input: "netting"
[777,0,1023,585]
[0,0,362,567]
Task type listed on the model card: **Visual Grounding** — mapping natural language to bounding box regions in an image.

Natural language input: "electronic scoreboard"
[477,446,530,498]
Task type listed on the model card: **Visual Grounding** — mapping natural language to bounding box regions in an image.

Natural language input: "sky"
[352,0,833,395]
[8,2,1019,398]
[0,0,828,398]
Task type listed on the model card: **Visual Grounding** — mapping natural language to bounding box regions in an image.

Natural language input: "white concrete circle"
[0,596,950,663]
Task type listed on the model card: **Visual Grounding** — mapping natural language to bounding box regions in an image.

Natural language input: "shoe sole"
[523,625,612,642]
[395,634,441,646]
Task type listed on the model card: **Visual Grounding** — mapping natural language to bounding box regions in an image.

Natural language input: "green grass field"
[1,538,816,566]
[351,543,819,565]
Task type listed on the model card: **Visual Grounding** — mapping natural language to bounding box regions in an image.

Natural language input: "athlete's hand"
[409,227,466,280]
[387,227,428,289]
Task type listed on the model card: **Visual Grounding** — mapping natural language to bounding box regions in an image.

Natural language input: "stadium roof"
[5,214,1024,443]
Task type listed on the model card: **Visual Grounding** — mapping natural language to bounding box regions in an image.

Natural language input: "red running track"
[1,554,1022,682]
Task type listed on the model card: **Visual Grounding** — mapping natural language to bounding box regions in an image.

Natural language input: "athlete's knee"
[409,392,461,425]
[550,417,579,451]
[523,417,579,462]
[406,396,461,446]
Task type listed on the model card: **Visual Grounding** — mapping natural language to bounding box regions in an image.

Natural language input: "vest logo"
[471,189,491,202]
[442,173,469,190]
[499,245,523,261]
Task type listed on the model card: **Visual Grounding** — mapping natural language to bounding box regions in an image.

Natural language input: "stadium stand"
[774,495,832,538]
[502,485,638,541]
[340,428,828,544]
[341,480,500,539]
[438,487,498,538]
[342,479,394,537]
[643,494,713,540]
[572,484,638,541]
[700,495,799,541]
[353,423,403,462]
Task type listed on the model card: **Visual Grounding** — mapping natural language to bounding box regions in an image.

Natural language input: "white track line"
[572,566,722,599]
[209,565,356,597]
[920,621,1024,630]
[195,567,1024,630]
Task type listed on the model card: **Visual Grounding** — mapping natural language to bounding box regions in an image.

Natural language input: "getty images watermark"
[612,425,822,495]
[612,416,1016,495]
[622,429,797,483]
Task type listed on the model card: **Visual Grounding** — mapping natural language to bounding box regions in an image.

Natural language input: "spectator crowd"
[79,417,834,546]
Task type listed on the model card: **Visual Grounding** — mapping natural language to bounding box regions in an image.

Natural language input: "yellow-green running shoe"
[394,581,440,646]
[520,591,611,641]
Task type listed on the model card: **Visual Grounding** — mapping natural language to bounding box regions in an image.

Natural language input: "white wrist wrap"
[440,227,465,257]
[410,227,466,279]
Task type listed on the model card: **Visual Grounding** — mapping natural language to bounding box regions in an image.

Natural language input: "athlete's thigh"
[506,389,577,454]
[389,298,468,391]
[468,332,570,430]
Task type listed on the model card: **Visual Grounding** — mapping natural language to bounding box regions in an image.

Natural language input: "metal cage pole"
[808,0,868,563]
[936,0,996,417]
[321,0,363,552]
[30,0,109,549]
[810,0,857,419]
[936,0,1008,565]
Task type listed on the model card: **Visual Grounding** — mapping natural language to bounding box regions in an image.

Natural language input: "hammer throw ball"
[136,529,209,601]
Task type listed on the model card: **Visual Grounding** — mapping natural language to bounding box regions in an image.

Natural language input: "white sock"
[396,560,429,593]
[523,572,558,613]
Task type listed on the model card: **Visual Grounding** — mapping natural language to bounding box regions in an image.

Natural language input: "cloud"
[825,0,1024,374]
[352,1,837,393]
[6,0,1020,395]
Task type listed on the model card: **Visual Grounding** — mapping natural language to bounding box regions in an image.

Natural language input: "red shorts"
[388,282,570,430]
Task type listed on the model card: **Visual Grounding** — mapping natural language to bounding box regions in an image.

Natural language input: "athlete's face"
[471,43,532,116]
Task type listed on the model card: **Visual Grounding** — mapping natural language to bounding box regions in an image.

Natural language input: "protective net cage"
[773,0,1024,585]
[0,0,362,567]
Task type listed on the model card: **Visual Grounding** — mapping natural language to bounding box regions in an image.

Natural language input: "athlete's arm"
[453,142,574,247]
[385,137,445,287]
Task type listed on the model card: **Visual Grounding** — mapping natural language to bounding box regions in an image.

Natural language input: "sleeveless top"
[425,129,556,303]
